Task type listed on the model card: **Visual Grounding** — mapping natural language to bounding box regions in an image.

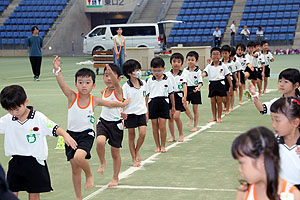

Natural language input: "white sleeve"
[223,64,230,76]
[235,60,243,71]
[197,70,203,84]
[168,78,174,94]
[146,79,151,96]
[262,98,279,115]
[0,115,7,134]
[245,54,250,65]
[122,83,128,99]
[270,52,274,60]
[37,112,59,136]
[260,54,265,64]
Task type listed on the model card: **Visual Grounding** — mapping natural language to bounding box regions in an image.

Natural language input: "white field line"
[207,131,243,133]
[83,88,277,200]
[95,185,236,192]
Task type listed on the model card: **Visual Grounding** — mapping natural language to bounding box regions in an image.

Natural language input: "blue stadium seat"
[278,5,285,11]
[197,29,203,35]
[219,21,226,28]
[204,8,211,14]
[195,15,202,21]
[287,0,293,3]
[275,19,282,26]
[253,0,260,5]
[182,16,189,21]
[0,25,4,31]
[250,6,257,12]
[246,0,253,6]
[264,6,271,12]
[282,12,290,18]
[167,37,173,44]
[239,20,246,27]
[220,1,227,7]
[203,29,210,35]
[18,25,25,31]
[260,20,267,26]
[11,25,17,31]
[211,8,217,13]
[293,0,300,3]
[0,32,6,38]
[182,2,188,9]
[190,29,197,35]
[265,27,273,33]
[278,34,287,41]
[273,0,280,4]
[194,36,201,43]
[52,12,59,18]
[276,12,284,18]
[235,35,242,42]
[173,36,180,43]
[269,12,276,18]
[227,1,233,6]
[288,34,294,41]
[257,6,264,12]
[194,2,200,8]
[214,1,220,7]
[180,36,187,43]
[200,22,206,28]
[289,19,297,25]
[189,15,196,21]
[179,9,185,15]
[224,8,231,14]
[188,3,195,9]
[244,6,250,12]
[213,21,220,28]
[173,23,180,29]
[248,13,255,19]
[262,13,269,19]
[291,12,298,18]
[177,29,183,36]
[13,32,19,38]
[24,25,31,31]
[207,2,213,7]
[242,13,248,20]
[280,26,288,32]
[255,13,262,19]
[200,2,207,8]
[192,22,199,28]
[247,20,254,26]
[267,19,275,26]
[250,35,256,41]
[39,32,45,38]
[282,19,289,25]
[215,15,222,21]
[19,32,26,38]
[170,30,176,36]
[253,20,260,26]
[6,32,13,38]
[259,0,266,5]
[202,15,209,21]
[185,9,192,15]
[218,7,225,13]
[209,15,215,21]
[197,8,204,14]
[183,29,190,36]
[292,5,299,11]
[206,21,213,28]
[186,22,193,28]
[288,26,295,33]
[10,13,16,18]
[273,26,280,33]
[202,36,208,43]
[187,36,194,43]
[285,4,292,11]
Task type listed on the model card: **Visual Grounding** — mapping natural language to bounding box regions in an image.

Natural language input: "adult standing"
[212,27,222,47]
[256,26,264,43]
[113,27,127,75]
[230,21,236,47]
[240,25,250,46]
[25,26,43,81]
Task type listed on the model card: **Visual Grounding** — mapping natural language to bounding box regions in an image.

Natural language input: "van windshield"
[89,27,106,37]
[110,26,156,36]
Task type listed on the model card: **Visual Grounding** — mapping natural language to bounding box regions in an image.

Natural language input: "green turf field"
[0,54,299,200]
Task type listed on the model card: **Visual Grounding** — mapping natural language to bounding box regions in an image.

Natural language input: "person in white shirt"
[0,85,77,200]
[240,25,250,46]
[235,43,247,105]
[261,40,275,94]
[113,27,127,75]
[230,21,236,47]
[213,27,222,47]
[256,26,264,43]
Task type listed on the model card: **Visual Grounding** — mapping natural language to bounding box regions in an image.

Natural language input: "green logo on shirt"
[46,118,55,129]
[89,115,95,124]
[194,80,198,85]
[178,84,183,89]
[27,134,36,143]
[143,91,146,97]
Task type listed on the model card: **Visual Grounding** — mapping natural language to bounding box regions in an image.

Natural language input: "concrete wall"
[43,0,91,56]
[86,0,139,12]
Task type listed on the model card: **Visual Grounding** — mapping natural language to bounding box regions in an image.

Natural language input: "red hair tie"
[292,98,300,106]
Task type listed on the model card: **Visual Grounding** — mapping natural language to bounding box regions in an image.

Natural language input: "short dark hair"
[104,64,122,77]
[236,43,246,51]
[186,51,199,60]
[122,59,141,79]
[210,47,221,55]
[247,41,256,48]
[261,40,268,46]
[75,68,96,84]
[31,26,38,33]
[0,85,27,110]
[255,41,261,47]
[150,57,165,68]
[221,45,231,53]
[230,47,236,57]
[170,53,184,64]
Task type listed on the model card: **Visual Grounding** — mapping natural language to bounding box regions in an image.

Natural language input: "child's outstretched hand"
[53,56,61,71]
[64,134,77,150]
[121,111,128,120]
[248,82,256,95]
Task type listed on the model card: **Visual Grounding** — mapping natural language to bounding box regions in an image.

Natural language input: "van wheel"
[92,46,104,55]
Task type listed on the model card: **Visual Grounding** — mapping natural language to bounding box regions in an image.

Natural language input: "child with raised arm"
[96,64,126,187]
[0,85,77,200]
[122,59,147,167]
[249,68,300,115]
[183,51,203,132]
[261,40,275,94]
[146,57,175,153]
[166,53,188,142]
[271,97,300,190]
[232,126,300,200]
[53,57,129,198]
[235,43,247,105]
[202,47,232,123]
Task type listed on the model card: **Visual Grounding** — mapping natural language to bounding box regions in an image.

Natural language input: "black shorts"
[239,71,245,84]
[169,92,186,112]
[256,68,263,80]
[187,86,202,104]
[96,118,124,148]
[148,97,170,119]
[7,156,52,193]
[208,80,227,97]
[65,129,95,161]
[124,114,147,128]
[265,65,270,77]
[245,66,257,80]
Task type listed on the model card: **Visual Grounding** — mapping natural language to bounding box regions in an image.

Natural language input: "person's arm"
[56,127,77,150]
[145,95,149,123]
[170,93,175,115]
[94,96,130,108]
[262,63,265,77]
[105,65,123,99]
[123,37,127,57]
[113,38,118,55]
[202,71,207,78]
[248,82,264,112]
[53,56,76,105]
[182,83,187,105]
[226,75,233,94]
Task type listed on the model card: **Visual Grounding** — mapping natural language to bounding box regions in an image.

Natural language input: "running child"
[146,57,175,152]
[122,59,147,167]
[0,85,77,200]
[53,57,129,198]
[261,40,275,94]
[96,64,127,187]
[244,41,257,86]
[183,51,203,132]
[232,126,300,200]
[254,42,265,96]
[166,53,187,142]
[249,68,300,115]
[271,97,300,190]
[202,47,232,123]
[235,43,247,105]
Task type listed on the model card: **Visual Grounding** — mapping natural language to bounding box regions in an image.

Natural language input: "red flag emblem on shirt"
[33,127,39,131]
[180,79,183,81]
[220,69,223,73]
[164,85,168,87]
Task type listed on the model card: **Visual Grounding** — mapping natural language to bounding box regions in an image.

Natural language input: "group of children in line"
[1,40,300,200]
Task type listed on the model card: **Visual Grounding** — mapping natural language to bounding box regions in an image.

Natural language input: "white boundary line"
[83,89,277,200]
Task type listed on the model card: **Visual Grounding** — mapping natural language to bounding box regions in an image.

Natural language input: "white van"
[83,21,180,54]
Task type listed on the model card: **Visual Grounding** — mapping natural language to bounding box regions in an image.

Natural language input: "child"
[261,40,275,94]
[271,97,300,190]
[202,47,232,123]
[235,43,247,105]
[255,42,265,96]
[221,45,238,114]
[53,57,129,198]
[122,59,147,167]
[232,126,300,200]
[146,57,175,152]
[96,64,126,187]
[249,68,300,115]
[244,41,257,86]
[166,53,187,142]
[230,47,242,107]
[0,85,77,200]
[183,51,203,132]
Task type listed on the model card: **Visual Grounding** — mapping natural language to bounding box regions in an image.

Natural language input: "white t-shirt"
[235,54,247,71]
[241,29,250,36]
[230,23,236,33]
[182,66,203,87]
[113,35,125,46]
[262,97,278,115]
[100,88,122,121]
[146,74,173,103]
[0,107,58,164]
[246,53,258,68]
[256,30,264,37]
[256,52,265,69]
[122,79,147,115]
[203,62,230,81]
[213,30,222,37]
[165,70,187,97]
[262,51,274,66]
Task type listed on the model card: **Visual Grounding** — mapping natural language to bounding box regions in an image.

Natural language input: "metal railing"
[156,0,171,22]
[127,0,147,23]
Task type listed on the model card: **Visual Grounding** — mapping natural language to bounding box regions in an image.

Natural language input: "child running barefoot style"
[166,53,188,142]
[202,47,232,123]
[96,64,129,187]
[0,85,77,200]
[122,59,147,167]
[271,97,300,190]
[183,51,203,132]
[146,57,175,152]
[232,126,300,200]
[53,57,129,198]
[249,68,300,115]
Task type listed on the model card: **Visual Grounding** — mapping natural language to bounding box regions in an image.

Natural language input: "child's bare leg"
[108,146,121,187]
[151,119,161,152]
[239,84,243,105]
[70,159,83,200]
[73,149,94,190]
[230,93,234,111]
[222,97,226,111]
[96,135,106,175]
[184,103,193,127]
[135,126,146,162]
[174,111,184,142]
[225,92,230,115]
[257,79,262,96]
[189,104,198,132]
[28,193,40,200]
[216,96,223,122]
[263,77,268,93]
[168,110,175,142]
[128,128,139,167]
[208,97,217,122]
[159,118,167,152]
